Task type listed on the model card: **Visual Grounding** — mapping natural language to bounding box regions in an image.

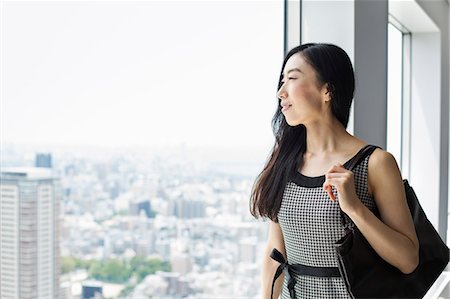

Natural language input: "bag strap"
[346,144,380,172]
[340,144,381,229]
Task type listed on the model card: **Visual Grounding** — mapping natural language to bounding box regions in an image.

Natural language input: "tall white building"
[0,167,60,299]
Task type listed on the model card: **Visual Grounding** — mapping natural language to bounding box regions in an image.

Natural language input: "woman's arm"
[262,219,286,299]
[348,149,419,274]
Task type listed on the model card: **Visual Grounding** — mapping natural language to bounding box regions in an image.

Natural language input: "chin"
[285,118,302,127]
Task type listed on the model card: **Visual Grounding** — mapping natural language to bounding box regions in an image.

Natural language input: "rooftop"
[0,167,56,180]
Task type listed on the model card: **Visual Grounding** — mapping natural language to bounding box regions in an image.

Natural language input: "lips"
[281,102,292,111]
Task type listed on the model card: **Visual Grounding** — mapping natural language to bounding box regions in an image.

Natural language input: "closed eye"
[280,77,297,84]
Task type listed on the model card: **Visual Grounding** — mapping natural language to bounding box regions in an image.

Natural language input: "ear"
[324,83,334,102]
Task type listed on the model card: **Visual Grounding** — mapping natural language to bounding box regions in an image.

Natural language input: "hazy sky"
[1,0,284,151]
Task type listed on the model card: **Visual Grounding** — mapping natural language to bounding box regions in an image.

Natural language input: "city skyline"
[1,145,267,298]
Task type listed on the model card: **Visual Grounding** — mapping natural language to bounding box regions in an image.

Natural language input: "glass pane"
[387,23,403,170]
[2,2,284,298]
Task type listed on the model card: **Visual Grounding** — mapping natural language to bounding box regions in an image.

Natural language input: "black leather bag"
[335,145,450,299]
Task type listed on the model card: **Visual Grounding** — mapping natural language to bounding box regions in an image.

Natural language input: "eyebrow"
[282,68,302,76]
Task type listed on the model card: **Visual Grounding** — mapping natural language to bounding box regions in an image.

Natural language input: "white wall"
[410,32,441,228]
[411,0,449,238]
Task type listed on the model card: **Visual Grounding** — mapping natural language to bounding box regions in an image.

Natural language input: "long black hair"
[249,43,355,222]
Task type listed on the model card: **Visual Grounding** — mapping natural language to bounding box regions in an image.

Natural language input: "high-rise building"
[129,198,153,218]
[35,153,52,168]
[169,198,206,219]
[0,167,61,299]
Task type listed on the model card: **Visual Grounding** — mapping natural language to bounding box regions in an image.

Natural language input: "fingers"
[326,163,345,173]
[323,182,336,201]
[328,187,335,201]
[323,174,344,201]
[325,163,352,180]
[325,173,342,178]
[324,163,350,202]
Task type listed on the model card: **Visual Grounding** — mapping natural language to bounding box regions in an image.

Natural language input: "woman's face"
[277,53,328,126]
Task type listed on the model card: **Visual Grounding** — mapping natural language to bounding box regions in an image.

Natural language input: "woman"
[249,43,419,299]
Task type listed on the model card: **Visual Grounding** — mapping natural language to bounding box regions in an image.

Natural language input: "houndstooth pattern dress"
[277,148,378,299]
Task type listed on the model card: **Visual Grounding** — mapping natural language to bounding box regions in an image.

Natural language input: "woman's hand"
[323,163,363,214]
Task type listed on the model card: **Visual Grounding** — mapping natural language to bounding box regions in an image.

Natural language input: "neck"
[303,115,352,155]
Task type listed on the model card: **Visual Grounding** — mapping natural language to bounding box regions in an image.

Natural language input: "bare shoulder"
[367,147,403,199]
[368,147,398,169]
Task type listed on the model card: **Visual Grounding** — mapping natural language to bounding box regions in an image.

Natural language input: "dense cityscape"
[1,143,270,298]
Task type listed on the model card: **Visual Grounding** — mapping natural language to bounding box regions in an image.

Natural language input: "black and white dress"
[277,147,378,299]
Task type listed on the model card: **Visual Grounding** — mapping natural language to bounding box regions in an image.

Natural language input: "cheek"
[292,82,320,103]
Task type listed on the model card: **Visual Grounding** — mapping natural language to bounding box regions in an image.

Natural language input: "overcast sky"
[1,0,283,152]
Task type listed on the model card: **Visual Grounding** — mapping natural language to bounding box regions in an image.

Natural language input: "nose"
[277,85,287,100]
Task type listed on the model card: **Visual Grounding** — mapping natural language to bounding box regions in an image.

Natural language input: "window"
[2,2,284,298]
[387,20,411,177]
